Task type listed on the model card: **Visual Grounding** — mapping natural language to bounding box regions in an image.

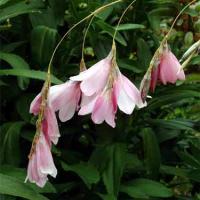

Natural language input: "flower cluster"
[71,43,146,127]
[26,41,186,187]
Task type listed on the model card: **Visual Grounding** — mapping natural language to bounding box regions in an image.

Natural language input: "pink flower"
[70,52,112,96]
[25,133,57,187]
[30,99,60,145]
[42,106,60,145]
[114,70,146,114]
[49,81,81,122]
[71,45,146,127]
[150,47,185,92]
[30,80,81,122]
[91,89,117,128]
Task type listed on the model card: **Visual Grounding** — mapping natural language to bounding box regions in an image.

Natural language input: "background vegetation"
[0,0,200,199]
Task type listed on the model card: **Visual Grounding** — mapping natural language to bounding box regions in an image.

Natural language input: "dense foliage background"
[0,0,200,199]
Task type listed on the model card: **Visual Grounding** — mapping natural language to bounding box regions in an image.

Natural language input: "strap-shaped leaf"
[0,69,63,84]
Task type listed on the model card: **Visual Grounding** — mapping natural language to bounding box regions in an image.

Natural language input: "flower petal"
[30,93,42,115]
[91,92,116,128]
[71,56,112,96]
[43,106,60,145]
[159,49,185,84]
[36,133,57,178]
[78,94,98,115]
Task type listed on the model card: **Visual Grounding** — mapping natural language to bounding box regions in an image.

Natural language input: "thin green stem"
[81,15,96,60]
[112,0,136,45]
[164,0,196,41]
[149,0,197,71]
[47,0,123,74]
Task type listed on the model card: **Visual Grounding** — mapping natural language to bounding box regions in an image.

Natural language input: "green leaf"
[0,122,25,166]
[95,6,113,21]
[142,128,161,178]
[1,41,26,53]
[186,73,200,83]
[148,7,173,31]
[137,38,152,69]
[120,179,173,198]
[95,20,127,46]
[61,162,100,189]
[116,23,145,31]
[148,119,194,130]
[0,52,30,89]
[118,59,144,73]
[190,56,200,65]
[0,69,63,84]
[177,151,200,169]
[97,193,116,200]
[102,143,127,197]
[0,165,56,194]
[0,0,44,22]
[160,165,189,177]
[120,185,149,199]
[0,173,48,200]
[0,0,11,7]
[31,25,57,66]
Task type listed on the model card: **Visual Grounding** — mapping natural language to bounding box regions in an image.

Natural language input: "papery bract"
[25,133,57,187]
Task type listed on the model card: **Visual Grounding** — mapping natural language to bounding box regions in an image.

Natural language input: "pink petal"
[43,105,60,145]
[36,133,57,178]
[91,96,105,124]
[49,81,79,112]
[114,78,135,115]
[57,82,81,122]
[115,70,146,114]
[30,93,42,115]
[91,92,116,128]
[150,66,159,92]
[70,55,112,96]
[159,49,185,84]
[78,94,98,115]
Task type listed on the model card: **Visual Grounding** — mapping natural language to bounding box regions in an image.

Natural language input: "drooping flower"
[70,51,113,96]
[140,44,186,100]
[25,132,57,187]
[150,45,185,92]
[71,43,146,127]
[91,88,117,128]
[30,80,81,122]
[30,99,60,145]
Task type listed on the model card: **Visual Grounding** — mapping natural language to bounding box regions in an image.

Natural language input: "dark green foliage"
[0,0,199,199]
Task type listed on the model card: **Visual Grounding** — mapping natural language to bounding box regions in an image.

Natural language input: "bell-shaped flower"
[25,132,57,187]
[91,88,117,128]
[72,44,146,127]
[114,70,146,114]
[158,47,185,84]
[30,97,60,145]
[70,52,113,96]
[149,46,185,92]
[30,80,81,122]
[49,81,81,122]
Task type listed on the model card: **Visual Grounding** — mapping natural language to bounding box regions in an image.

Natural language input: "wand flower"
[71,43,146,127]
